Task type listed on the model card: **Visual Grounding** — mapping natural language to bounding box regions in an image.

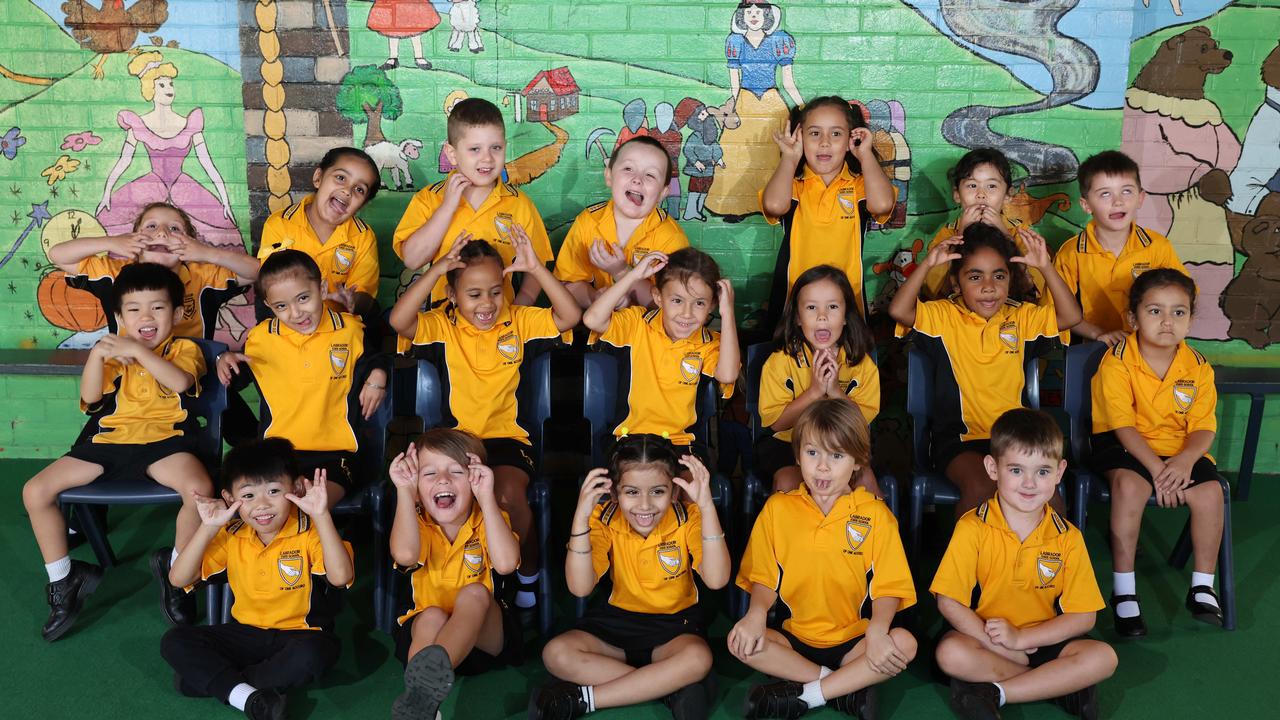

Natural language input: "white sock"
[799,679,826,709]
[818,666,833,680]
[580,685,595,713]
[516,569,540,585]
[1113,572,1140,618]
[515,590,537,608]
[227,683,256,711]
[46,556,71,583]
[993,682,1007,707]
[171,547,179,565]
[1191,572,1219,608]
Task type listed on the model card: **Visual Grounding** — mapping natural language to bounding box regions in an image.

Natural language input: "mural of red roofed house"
[521,67,579,122]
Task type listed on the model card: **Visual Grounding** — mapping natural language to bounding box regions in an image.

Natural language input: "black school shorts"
[778,626,860,670]
[482,438,537,480]
[1089,432,1222,489]
[66,435,197,478]
[574,603,706,668]
[393,599,522,676]
[295,450,357,493]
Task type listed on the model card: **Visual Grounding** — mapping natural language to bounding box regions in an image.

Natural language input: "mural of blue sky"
[32,0,242,70]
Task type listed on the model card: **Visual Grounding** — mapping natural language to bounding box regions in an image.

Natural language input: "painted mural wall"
[0,0,1276,461]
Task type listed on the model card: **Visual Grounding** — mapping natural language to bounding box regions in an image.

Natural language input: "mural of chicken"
[61,0,169,79]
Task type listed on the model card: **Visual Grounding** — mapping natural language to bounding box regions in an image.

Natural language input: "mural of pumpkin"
[38,268,105,332]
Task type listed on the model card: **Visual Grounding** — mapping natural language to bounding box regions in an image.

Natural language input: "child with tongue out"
[386,429,521,720]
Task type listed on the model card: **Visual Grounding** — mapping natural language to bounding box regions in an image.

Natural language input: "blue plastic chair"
[905,346,1041,559]
[1063,342,1236,630]
[58,338,227,623]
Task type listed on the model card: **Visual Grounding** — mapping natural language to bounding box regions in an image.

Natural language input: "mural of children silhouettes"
[448,0,484,53]
[675,97,725,222]
[651,102,684,217]
[706,0,802,221]
[367,0,440,70]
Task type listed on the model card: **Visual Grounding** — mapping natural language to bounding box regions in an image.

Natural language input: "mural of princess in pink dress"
[95,51,240,252]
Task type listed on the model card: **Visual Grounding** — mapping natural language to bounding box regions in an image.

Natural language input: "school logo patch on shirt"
[494,213,515,244]
[999,321,1019,352]
[334,244,356,273]
[463,537,484,575]
[679,352,702,384]
[630,246,651,266]
[837,189,858,218]
[1131,262,1151,279]
[278,554,303,587]
[182,293,195,320]
[845,518,871,552]
[1036,552,1062,586]
[1173,380,1197,413]
[497,331,520,363]
[329,345,350,377]
[657,545,682,576]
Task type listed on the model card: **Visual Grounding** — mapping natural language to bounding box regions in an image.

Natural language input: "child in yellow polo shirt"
[217,250,390,508]
[1090,270,1226,635]
[729,398,916,719]
[23,263,213,641]
[387,429,520,720]
[555,136,689,310]
[51,202,257,339]
[390,231,580,609]
[1053,151,1189,346]
[919,148,1049,302]
[933,409,1116,720]
[530,434,729,720]
[393,98,554,307]
[761,96,896,324]
[256,147,381,319]
[584,247,740,463]
[758,264,880,493]
[162,438,354,720]
[890,222,1082,516]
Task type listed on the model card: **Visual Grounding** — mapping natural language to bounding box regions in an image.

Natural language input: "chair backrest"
[1063,342,1108,466]
[906,345,1043,471]
[188,338,228,469]
[744,341,774,443]
[583,352,620,469]
[414,359,445,429]
[353,371,393,485]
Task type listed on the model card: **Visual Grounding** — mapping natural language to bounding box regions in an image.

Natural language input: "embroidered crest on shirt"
[334,244,356,273]
[463,537,484,575]
[329,344,350,377]
[845,517,871,552]
[657,542,682,577]
[494,213,515,245]
[1036,552,1062,587]
[679,352,702,384]
[999,321,1018,352]
[278,552,303,587]
[1130,262,1151,279]
[837,189,858,218]
[497,331,519,363]
[1173,380,1197,413]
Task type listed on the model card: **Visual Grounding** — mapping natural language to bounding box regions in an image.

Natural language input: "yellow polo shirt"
[396,506,514,624]
[554,201,689,290]
[759,347,879,442]
[71,257,244,340]
[81,336,204,445]
[931,498,1104,629]
[737,486,915,647]
[200,508,354,631]
[392,176,553,305]
[259,195,380,302]
[1091,334,1217,459]
[589,500,704,615]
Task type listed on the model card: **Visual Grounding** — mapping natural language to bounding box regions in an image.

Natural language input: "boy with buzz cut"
[22,262,213,641]
[393,97,555,308]
[161,437,354,720]
[1052,150,1190,346]
[933,408,1117,720]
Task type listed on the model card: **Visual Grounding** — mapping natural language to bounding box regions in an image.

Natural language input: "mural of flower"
[60,131,102,152]
[41,156,82,186]
[1,127,25,160]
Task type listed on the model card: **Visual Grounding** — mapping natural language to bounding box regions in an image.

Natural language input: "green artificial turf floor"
[3,459,1277,719]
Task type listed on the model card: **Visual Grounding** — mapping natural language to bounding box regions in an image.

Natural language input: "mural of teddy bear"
[1217,192,1280,348]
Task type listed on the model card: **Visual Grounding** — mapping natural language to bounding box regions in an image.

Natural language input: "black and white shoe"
[392,645,454,720]
[743,680,808,719]
[829,685,878,719]
[244,689,287,720]
[527,680,589,720]
[152,547,197,626]
[42,559,103,642]
[1111,593,1147,638]
[949,679,1001,720]
[663,671,716,720]
[1185,585,1224,626]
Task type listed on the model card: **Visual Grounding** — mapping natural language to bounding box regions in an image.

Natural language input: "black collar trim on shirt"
[672,500,688,525]
[600,501,619,524]
[1135,226,1153,247]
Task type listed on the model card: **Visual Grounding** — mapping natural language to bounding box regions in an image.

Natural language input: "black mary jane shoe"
[1111,594,1147,638]
[1185,585,1224,626]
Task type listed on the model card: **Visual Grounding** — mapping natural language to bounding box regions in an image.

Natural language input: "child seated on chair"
[217,249,390,508]
[386,429,521,720]
[729,398,916,719]
[161,437,353,720]
[530,434,729,720]
[1090,269,1226,636]
[22,263,213,641]
[390,231,580,611]
[933,408,1116,720]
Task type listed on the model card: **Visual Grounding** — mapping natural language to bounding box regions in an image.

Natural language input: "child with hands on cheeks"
[51,201,257,339]
[890,222,1081,517]
[585,247,740,463]
[217,250,389,508]
[390,229,580,610]
[530,435,729,720]
[730,398,916,719]
[161,438,354,720]
[386,430,520,720]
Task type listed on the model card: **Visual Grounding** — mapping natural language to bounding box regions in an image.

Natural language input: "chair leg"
[879,474,899,518]
[1071,474,1090,531]
[909,476,926,567]
[204,583,220,626]
[221,584,233,624]
[1218,478,1236,631]
[533,479,553,636]
[369,485,389,633]
[73,504,118,568]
